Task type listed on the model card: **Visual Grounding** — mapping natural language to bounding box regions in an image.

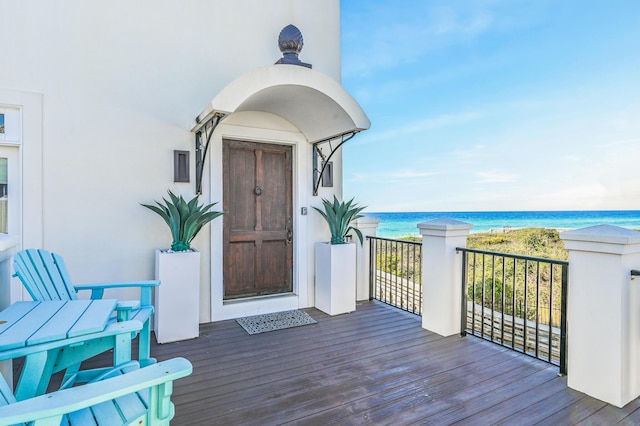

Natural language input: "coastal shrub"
[468,234,508,245]
[377,252,402,276]
[376,247,420,280]
[467,228,568,260]
[401,227,567,260]
[464,248,565,326]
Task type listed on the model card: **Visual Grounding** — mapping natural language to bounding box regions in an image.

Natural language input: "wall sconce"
[322,161,333,187]
[174,150,190,182]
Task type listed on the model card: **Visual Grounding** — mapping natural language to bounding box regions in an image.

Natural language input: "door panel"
[258,240,289,291]
[261,150,287,230]
[227,147,256,231]
[223,140,293,299]
[225,242,256,296]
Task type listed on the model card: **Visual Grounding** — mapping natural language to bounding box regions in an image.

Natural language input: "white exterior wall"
[0,0,341,322]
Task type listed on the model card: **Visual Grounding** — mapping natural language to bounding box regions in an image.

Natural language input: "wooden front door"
[223,140,293,299]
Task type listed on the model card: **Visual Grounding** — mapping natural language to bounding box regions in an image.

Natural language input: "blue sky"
[340,0,640,212]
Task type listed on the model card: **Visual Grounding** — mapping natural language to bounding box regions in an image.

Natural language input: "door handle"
[285,218,293,244]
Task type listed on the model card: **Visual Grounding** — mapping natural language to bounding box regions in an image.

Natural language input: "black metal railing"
[368,236,422,315]
[457,248,568,374]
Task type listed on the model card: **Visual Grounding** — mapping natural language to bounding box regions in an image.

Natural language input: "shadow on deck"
[144,301,640,425]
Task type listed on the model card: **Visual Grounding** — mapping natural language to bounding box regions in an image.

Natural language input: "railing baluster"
[392,241,396,306]
[460,249,468,336]
[549,263,554,363]
[392,240,397,307]
[524,259,529,355]
[512,258,517,350]
[384,239,390,304]
[411,241,422,314]
[403,242,408,311]
[418,242,422,315]
[501,255,506,345]
[535,261,540,359]
[560,263,569,375]
[472,252,477,336]
[368,237,375,301]
[491,254,496,342]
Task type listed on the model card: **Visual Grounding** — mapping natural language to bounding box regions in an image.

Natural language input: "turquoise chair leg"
[139,321,156,366]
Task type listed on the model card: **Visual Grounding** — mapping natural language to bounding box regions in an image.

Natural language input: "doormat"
[236,310,317,335]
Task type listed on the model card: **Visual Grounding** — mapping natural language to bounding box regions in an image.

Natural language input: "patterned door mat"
[236,310,317,335]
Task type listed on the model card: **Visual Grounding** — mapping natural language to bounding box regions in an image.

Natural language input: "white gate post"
[418,219,473,336]
[561,225,640,407]
[352,216,380,301]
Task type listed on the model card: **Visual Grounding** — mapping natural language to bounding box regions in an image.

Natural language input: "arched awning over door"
[191,64,370,194]
[191,64,370,141]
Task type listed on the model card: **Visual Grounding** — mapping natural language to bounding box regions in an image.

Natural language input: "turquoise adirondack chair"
[13,249,160,378]
[0,357,192,425]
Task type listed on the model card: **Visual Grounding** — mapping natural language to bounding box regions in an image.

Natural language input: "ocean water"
[365,210,640,239]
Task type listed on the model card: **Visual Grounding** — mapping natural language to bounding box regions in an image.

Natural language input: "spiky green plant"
[142,190,223,251]
[313,196,366,245]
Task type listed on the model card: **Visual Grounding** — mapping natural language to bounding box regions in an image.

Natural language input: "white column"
[560,225,640,407]
[352,216,380,301]
[0,233,21,389]
[418,219,473,336]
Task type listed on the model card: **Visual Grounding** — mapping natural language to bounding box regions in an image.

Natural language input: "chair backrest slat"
[51,253,79,299]
[13,249,78,301]
[13,254,48,301]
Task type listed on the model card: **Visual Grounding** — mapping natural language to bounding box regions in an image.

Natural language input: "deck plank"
[20,300,640,425]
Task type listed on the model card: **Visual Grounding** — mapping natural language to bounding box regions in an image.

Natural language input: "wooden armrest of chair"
[0,358,192,426]
[75,280,161,290]
[75,280,160,305]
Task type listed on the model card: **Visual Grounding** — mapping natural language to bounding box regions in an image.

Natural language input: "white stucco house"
[0,1,370,323]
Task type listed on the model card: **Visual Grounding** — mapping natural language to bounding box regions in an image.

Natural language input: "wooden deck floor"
[139,301,640,425]
[21,300,640,425]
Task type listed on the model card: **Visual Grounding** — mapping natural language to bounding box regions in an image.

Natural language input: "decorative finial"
[275,24,312,68]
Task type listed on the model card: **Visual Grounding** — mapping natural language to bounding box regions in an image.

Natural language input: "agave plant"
[142,190,223,252]
[313,196,366,245]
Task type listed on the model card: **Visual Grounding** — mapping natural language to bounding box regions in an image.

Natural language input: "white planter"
[154,249,200,343]
[315,242,356,316]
